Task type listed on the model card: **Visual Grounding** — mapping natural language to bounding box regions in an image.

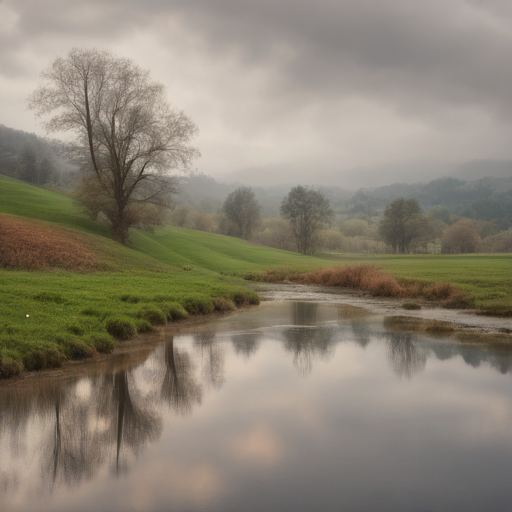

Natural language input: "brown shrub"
[0,214,98,270]
[292,265,406,298]
[422,282,457,300]
[258,264,461,302]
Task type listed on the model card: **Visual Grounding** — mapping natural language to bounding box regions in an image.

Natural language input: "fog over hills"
[221,159,512,190]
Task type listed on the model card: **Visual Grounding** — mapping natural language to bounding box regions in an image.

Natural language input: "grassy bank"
[0,268,258,378]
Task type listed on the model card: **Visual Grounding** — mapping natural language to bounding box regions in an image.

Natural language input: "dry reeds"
[257,264,461,302]
[0,214,98,270]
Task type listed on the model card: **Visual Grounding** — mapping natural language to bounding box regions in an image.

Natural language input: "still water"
[2,301,512,512]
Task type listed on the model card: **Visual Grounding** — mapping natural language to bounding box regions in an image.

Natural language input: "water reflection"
[385,332,427,380]
[230,331,262,359]
[2,302,512,512]
[281,304,337,377]
[194,331,226,391]
[160,337,202,415]
[99,370,162,476]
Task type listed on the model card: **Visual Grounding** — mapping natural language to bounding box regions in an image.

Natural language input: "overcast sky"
[1,0,512,187]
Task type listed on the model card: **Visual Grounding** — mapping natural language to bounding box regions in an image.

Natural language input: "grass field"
[1,174,511,377]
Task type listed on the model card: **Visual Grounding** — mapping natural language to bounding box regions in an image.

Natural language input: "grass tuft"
[0,353,23,378]
[84,333,115,354]
[212,297,237,313]
[136,305,167,325]
[22,345,65,372]
[134,318,155,333]
[104,316,137,340]
[181,294,215,315]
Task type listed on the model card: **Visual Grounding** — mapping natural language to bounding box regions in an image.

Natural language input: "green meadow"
[1,174,511,377]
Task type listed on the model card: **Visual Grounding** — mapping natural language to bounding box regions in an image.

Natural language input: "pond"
[1,301,512,512]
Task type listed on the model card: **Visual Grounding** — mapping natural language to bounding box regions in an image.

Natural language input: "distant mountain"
[221,158,512,190]
[221,159,458,189]
[452,160,512,181]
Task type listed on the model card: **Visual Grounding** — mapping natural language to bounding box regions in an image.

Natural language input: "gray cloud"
[2,0,512,184]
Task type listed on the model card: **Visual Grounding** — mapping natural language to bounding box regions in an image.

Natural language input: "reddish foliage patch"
[0,214,98,270]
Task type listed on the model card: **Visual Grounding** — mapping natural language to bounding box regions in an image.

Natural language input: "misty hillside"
[2,122,511,229]
[0,124,75,189]
[180,173,512,229]
[222,159,512,190]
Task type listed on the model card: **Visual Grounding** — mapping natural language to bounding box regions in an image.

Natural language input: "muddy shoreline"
[256,283,512,336]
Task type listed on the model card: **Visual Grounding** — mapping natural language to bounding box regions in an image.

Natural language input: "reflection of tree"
[40,384,102,491]
[231,331,262,359]
[161,337,202,415]
[95,370,162,476]
[291,301,318,325]
[350,319,372,348]
[386,332,427,380]
[282,326,336,377]
[281,303,336,377]
[193,331,226,391]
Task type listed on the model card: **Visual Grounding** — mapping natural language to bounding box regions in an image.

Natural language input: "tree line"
[5,46,510,253]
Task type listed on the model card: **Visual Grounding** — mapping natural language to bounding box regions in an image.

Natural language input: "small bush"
[423,282,457,300]
[160,302,189,321]
[136,305,167,325]
[85,333,115,353]
[403,302,421,310]
[134,318,155,333]
[104,316,137,340]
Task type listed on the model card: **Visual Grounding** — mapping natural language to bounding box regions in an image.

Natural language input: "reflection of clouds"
[126,461,225,511]
[232,424,284,466]
[386,332,427,380]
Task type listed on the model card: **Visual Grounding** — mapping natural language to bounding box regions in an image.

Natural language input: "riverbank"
[0,308,249,389]
[256,283,512,337]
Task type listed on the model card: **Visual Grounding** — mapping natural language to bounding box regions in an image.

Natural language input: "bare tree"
[28,48,199,243]
[441,219,482,253]
[280,185,333,255]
